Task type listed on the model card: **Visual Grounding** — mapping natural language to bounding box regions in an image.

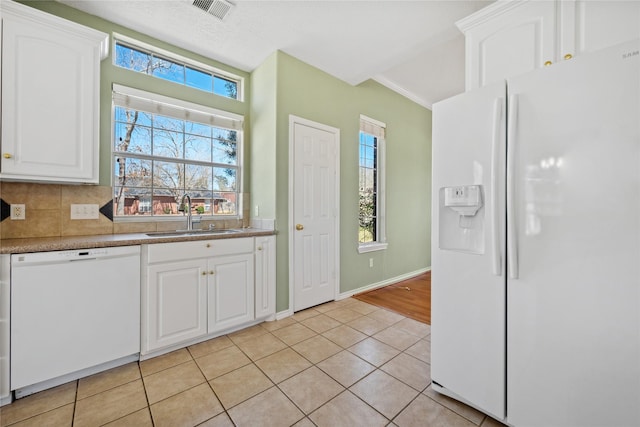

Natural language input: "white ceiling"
[57,0,493,109]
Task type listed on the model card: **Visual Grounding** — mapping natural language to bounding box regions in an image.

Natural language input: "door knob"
[296,224,304,231]
[3,153,12,159]
[564,53,573,60]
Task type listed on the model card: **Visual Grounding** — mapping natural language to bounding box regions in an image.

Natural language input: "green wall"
[253,52,432,312]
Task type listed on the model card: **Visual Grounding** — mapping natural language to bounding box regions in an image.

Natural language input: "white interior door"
[290,116,339,312]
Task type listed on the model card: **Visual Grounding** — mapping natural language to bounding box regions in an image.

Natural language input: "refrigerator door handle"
[507,94,519,279]
[491,97,504,276]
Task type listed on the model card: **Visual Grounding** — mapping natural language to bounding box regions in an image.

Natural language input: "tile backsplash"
[0,182,250,240]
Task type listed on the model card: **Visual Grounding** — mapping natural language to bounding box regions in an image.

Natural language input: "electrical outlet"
[70,204,99,220]
[10,204,25,220]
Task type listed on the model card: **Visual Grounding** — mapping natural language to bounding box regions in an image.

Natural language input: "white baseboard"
[337,267,431,300]
[275,308,294,320]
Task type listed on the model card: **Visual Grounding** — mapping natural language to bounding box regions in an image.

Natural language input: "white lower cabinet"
[255,236,276,319]
[208,253,254,333]
[145,259,208,352]
[142,236,275,356]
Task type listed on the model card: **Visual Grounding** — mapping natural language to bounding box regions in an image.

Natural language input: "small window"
[358,115,388,253]
[113,35,241,100]
[112,85,243,219]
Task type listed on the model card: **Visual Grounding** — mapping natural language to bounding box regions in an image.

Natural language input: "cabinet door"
[0,4,106,183]
[208,253,254,333]
[144,260,207,353]
[460,1,556,90]
[560,0,640,59]
[255,236,276,319]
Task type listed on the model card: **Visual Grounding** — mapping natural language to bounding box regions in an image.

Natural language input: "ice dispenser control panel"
[444,185,482,216]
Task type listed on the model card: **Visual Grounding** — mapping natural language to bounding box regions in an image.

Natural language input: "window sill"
[357,242,388,254]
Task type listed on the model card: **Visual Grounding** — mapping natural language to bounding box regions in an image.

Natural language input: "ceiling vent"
[192,0,234,21]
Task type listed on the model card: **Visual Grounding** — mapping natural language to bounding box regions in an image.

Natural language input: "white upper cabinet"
[458,0,640,90]
[0,1,108,183]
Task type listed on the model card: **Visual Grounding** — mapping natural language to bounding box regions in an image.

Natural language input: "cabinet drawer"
[146,237,254,264]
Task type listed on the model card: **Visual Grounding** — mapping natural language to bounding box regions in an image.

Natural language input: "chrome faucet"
[179,193,192,230]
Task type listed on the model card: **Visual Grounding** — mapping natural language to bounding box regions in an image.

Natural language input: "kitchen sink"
[146,229,241,237]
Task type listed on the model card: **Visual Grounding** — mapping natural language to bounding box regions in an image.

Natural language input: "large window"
[358,115,387,253]
[112,85,243,219]
[113,34,241,100]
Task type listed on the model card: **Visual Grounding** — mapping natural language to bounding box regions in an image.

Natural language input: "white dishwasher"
[11,246,140,397]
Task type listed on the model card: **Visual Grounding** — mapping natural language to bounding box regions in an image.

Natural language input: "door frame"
[288,115,341,313]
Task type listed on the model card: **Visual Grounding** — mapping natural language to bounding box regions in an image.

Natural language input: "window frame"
[111,84,244,222]
[358,115,388,253]
[112,33,244,101]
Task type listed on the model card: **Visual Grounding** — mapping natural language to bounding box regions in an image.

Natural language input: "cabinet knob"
[209,271,215,275]
[3,153,12,159]
[544,61,553,67]
[202,271,207,276]
[564,53,573,60]
[257,247,263,251]
[206,243,211,248]
[295,224,304,231]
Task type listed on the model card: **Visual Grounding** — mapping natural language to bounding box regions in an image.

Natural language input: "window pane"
[358,221,374,243]
[185,135,212,162]
[185,164,212,192]
[214,76,238,99]
[186,121,212,138]
[154,160,184,191]
[212,192,237,215]
[115,122,151,154]
[213,167,236,191]
[152,192,179,215]
[186,66,213,92]
[213,136,237,165]
[115,43,153,73]
[114,40,241,99]
[153,129,183,158]
[151,56,185,84]
[113,157,152,188]
[359,130,379,244]
[114,187,152,216]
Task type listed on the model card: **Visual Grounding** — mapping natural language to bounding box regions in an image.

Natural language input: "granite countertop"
[0,228,276,254]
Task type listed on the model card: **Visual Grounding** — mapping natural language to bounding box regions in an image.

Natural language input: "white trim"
[359,116,387,251]
[357,242,389,254]
[275,308,294,320]
[373,74,432,109]
[455,0,527,33]
[112,32,244,101]
[337,267,431,300]
[288,115,341,314]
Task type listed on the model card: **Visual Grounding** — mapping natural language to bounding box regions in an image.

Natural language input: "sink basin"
[146,229,241,237]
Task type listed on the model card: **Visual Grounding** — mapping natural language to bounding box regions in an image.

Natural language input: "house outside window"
[112,84,243,220]
[358,115,388,253]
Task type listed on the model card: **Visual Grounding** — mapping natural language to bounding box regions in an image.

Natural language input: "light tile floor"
[0,298,507,427]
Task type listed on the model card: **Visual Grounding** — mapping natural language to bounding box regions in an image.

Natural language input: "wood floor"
[353,271,431,324]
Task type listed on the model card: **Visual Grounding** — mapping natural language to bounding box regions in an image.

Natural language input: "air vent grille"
[192,0,234,21]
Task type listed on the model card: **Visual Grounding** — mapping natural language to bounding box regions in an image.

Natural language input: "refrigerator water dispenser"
[439,185,484,254]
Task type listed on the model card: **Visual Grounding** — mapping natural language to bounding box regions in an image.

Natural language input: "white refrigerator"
[431,39,640,427]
